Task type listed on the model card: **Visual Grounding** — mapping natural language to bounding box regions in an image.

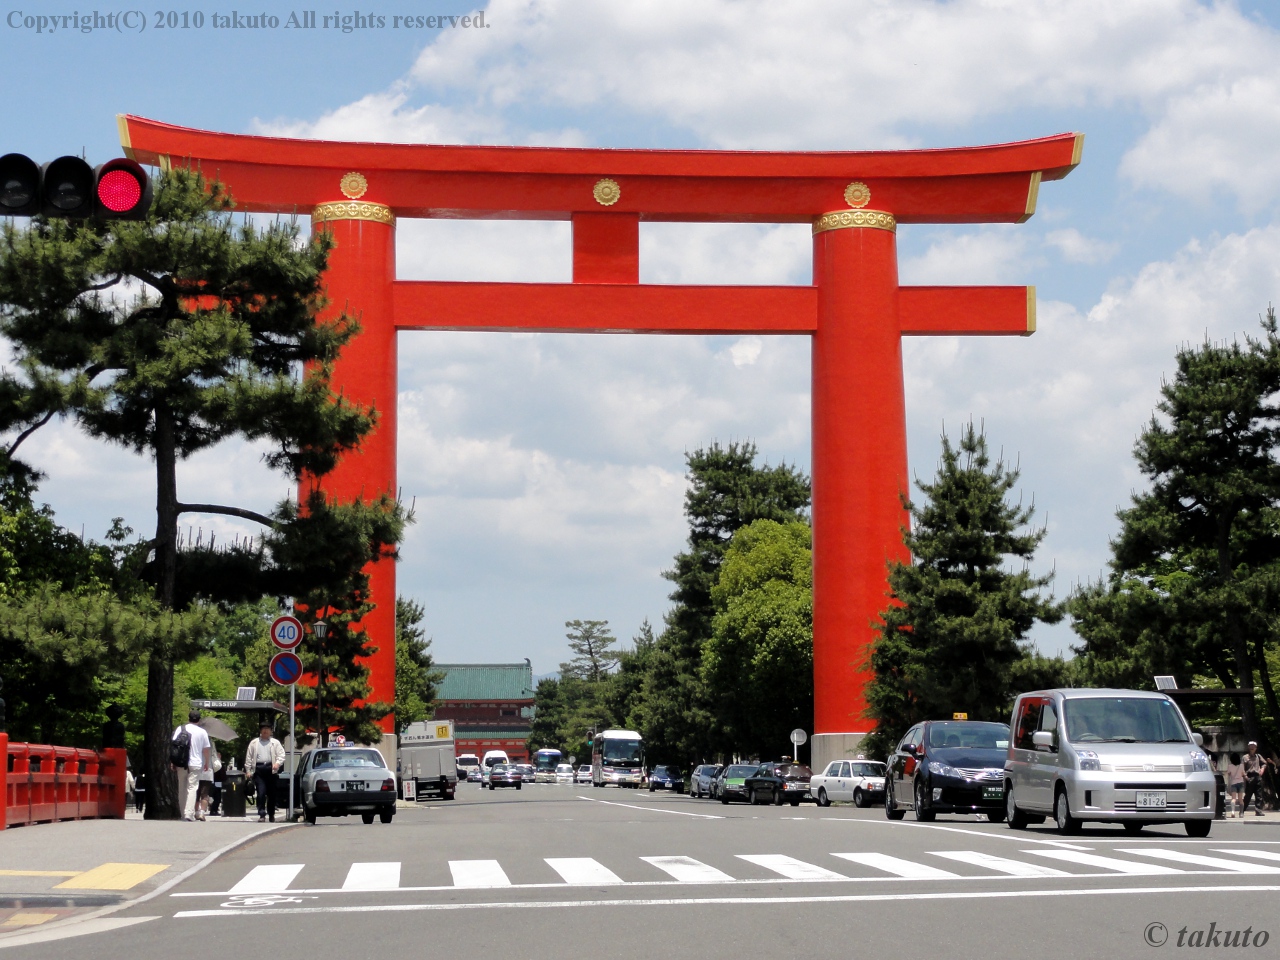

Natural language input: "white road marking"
[1027,850,1181,874]
[228,864,304,894]
[174,882,1280,917]
[0,916,158,950]
[737,854,847,880]
[832,853,959,879]
[544,858,624,885]
[576,796,724,819]
[1214,849,1280,863]
[642,856,735,882]
[1116,848,1280,874]
[342,862,402,891]
[449,860,511,888]
[819,816,1093,849]
[929,851,1070,877]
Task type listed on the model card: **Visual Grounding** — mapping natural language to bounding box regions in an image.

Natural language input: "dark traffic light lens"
[97,169,142,212]
[42,157,95,215]
[0,154,40,213]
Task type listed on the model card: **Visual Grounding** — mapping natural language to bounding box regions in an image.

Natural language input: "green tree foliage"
[394,595,444,733]
[0,168,386,815]
[866,424,1063,758]
[703,520,813,759]
[623,442,810,764]
[1072,313,1280,747]
[562,619,619,682]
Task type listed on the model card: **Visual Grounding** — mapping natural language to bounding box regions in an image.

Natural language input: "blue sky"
[6,0,1280,673]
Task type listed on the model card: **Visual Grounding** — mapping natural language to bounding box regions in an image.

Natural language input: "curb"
[0,821,296,947]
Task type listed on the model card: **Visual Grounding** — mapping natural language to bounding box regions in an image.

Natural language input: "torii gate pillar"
[118,116,1082,754]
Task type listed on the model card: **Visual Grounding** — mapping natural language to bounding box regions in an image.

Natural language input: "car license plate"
[1136,791,1166,809]
[345,781,363,792]
[983,785,1003,800]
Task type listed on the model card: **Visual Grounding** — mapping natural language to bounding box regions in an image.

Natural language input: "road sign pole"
[288,683,296,821]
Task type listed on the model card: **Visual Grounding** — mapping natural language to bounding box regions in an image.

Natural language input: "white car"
[555,763,574,783]
[811,759,887,808]
[574,764,592,784]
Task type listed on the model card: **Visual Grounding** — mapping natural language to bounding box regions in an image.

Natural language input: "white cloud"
[900,227,1033,285]
[1044,228,1120,265]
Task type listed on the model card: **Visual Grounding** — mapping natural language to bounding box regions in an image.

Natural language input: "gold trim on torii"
[312,200,395,226]
[812,209,896,235]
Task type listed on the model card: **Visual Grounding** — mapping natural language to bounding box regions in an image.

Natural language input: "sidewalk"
[0,813,292,932]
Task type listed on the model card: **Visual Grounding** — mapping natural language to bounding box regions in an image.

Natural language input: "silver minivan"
[1004,688,1216,837]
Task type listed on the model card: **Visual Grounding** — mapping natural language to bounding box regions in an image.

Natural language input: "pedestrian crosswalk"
[199,845,1280,896]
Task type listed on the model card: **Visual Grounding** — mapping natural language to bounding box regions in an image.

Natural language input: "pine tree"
[562,619,619,682]
[0,169,378,816]
[866,423,1062,757]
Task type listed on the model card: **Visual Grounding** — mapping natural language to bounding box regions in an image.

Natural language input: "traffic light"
[0,153,151,220]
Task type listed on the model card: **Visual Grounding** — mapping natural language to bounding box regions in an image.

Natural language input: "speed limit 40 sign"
[270,615,303,650]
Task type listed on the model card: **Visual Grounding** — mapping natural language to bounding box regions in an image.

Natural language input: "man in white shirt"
[245,723,286,822]
[171,710,212,821]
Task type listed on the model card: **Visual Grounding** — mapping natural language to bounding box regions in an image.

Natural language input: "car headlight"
[1076,750,1100,772]
[927,760,957,778]
[1190,751,1210,773]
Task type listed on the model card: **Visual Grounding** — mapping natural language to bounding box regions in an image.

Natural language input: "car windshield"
[653,766,671,776]
[1064,697,1190,744]
[602,739,643,765]
[492,764,509,772]
[852,762,886,776]
[779,765,812,778]
[578,766,591,772]
[925,722,1010,750]
[312,749,383,769]
[724,765,757,777]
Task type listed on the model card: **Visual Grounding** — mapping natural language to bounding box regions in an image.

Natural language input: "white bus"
[533,748,563,783]
[591,729,644,787]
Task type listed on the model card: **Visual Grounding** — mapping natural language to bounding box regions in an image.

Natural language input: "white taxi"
[811,759,887,807]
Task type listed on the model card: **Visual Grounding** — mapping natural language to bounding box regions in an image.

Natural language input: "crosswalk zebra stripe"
[1027,850,1181,875]
[1116,849,1280,874]
[1213,849,1280,864]
[642,856,735,882]
[228,864,305,894]
[737,855,847,881]
[449,860,511,888]
[832,853,959,879]
[342,862,402,890]
[929,851,1069,877]
[544,858,624,885]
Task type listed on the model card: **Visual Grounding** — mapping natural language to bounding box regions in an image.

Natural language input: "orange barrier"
[0,733,127,829]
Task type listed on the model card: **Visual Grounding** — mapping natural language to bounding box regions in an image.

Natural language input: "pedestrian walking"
[1242,741,1273,816]
[133,771,147,814]
[1226,752,1244,817]
[245,723,285,822]
[198,746,222,819]
[170,710,212,821]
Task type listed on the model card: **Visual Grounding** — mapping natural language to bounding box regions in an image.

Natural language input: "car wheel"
[362,812,375,824]
[817,788,831,808]
[885,783,905,820]
[1054,787,1082,835]
[649,783,655,792]
[488,783,495,791]
[789,798,801,807]
[914,779,936,822]
[1006,783,1029,829]
[721,794,730,805]
[303,803,317,825]
[380,808,394,824]
[987,807,1007,823]
[1123,821,1144,835]
[774,789,785,806]
[1185,819,1212,838]
[853,788,865,808]
[749,789,759,806]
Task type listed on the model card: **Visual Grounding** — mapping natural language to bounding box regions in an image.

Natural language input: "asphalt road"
[8,783,1280,959]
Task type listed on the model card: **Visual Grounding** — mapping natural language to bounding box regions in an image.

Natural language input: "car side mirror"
[905,744,918,755]
[1031,730,1056,751]
[1192,732,1203,746]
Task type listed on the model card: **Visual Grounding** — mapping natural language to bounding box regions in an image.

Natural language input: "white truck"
[399,720,458,801]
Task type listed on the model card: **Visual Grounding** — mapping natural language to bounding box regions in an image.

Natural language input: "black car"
[648,765,685,793]
[885,720,1010,822]
[743,762,814,806]
[487,763,523,790]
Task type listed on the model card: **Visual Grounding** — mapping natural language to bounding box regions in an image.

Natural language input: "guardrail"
[0,732,127,829]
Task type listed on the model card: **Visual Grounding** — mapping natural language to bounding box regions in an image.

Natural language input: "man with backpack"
[171,710,212,821]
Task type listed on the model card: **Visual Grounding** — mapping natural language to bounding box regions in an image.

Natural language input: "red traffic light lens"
[97,168,143,212]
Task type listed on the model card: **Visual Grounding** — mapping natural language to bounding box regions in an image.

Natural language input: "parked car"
[690,764,723,798]
[811,759,887,807]
[555,763,575,783]
[487,763,523,790]
[1005,688,1216,837]
[297,745,396,825]
[714,764,760,803]
[743,762,813,806]
[886,719,1011,822]
[648,765,685,793]
[575,764,592,784]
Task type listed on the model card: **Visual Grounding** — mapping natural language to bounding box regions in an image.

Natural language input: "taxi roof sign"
[952,712,969,720]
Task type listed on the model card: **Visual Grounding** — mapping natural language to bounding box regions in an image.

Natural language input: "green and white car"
[715,764,760,804]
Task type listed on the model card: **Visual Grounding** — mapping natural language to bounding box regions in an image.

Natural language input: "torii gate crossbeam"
[120,115,1081,765]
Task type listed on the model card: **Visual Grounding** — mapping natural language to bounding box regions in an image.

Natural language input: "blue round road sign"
[269,651,303,686]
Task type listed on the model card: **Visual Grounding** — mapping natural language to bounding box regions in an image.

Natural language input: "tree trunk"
[1253,635,1279,754]
[144,401,180,819]
[1218,517,1260,744]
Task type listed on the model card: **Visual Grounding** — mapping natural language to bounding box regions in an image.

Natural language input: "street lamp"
[313,620,328,748]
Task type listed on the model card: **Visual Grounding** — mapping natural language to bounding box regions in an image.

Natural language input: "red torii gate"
[119,115,1081,763]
